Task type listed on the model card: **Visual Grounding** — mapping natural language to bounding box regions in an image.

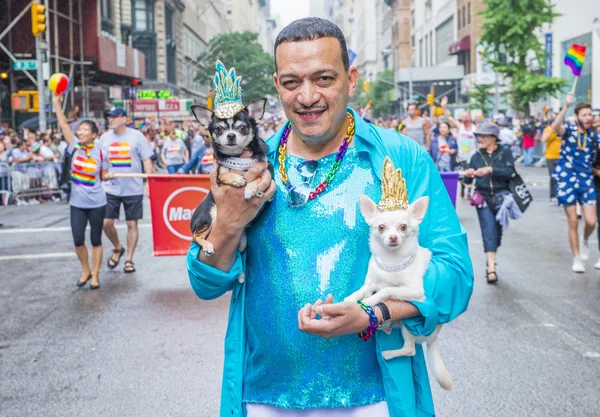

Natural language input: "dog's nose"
[227,133,236,142]
[389,235,398,243]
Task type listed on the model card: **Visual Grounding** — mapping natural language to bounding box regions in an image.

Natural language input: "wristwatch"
[374,302,391,330]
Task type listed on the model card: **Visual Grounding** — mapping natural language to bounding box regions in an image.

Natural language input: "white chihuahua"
[344,194,452,390]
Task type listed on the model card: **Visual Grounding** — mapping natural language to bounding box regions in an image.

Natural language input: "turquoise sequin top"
[242,147,385,409]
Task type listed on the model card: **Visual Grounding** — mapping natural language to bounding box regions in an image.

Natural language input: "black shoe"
[486,270,499,284]
[77,274,92,287]
[90,283,100,290]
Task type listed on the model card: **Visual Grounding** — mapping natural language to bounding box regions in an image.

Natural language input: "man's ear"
[409,196,429,223]
[347,65,359,99]
[359,195,378,225]
[191,105,213,128]
[246,98,267,123]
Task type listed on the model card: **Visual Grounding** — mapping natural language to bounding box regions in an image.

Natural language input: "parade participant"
[100,107,154,273]
[53,94,109,289]
[540,118,561,204]
[187,17,473,417]
[178,134,213,174]
[443,99,476,199]
[463,122,514,284]
[402,102,430,149]
[551,93,598,273]
[429,121,458,172]
[161,128,188,174]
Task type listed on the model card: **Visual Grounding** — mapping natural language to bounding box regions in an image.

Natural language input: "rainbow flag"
[147,115,156,122]
[109,157,132,168]
[564,44,586,76]
[71,172,95,187]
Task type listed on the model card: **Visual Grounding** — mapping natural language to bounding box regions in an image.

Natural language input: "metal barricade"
[7,161,61,204]
[0,162,11,206]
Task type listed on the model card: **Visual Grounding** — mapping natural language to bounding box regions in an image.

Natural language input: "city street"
[1,166,599,417]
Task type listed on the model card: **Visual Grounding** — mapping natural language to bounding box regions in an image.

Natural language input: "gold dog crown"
[377,156,409,211]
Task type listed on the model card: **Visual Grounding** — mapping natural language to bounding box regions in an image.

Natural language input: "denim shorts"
[477,205,503,253]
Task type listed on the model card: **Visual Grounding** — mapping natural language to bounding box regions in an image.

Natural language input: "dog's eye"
[237,124,249,134]
[378,224,386,233]
[214,126,224,135]
[399,224,408,232]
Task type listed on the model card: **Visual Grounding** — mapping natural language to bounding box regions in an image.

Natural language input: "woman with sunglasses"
[53,93,110,289]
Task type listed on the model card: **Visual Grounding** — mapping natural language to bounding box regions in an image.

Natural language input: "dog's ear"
[191,105,213,128]
[409,196,429,223]
[246,98,267,123]
[359,195,378,225]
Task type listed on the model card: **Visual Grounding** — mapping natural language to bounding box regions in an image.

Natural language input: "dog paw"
[203,248,215,257]
[343,295,358,303]
[237,272,245,284]
[381,351,397,361]
[244,183,259,200]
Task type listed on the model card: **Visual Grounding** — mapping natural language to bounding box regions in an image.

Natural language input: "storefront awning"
[448,35,471,55]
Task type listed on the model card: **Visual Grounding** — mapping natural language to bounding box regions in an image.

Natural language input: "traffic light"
[427,94,434,106]
[0,72,8,79]
[363,80,370,92]
[31,2,46,37]
[131,78,143,87]
[12,91,39,112]
[207,90,214,110]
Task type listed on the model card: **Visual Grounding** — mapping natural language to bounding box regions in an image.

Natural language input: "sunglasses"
[286,160,319,207]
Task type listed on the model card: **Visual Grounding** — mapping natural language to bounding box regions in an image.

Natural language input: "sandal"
[107,247,125,269]
[486,271,499,284]
[124,260,136,273]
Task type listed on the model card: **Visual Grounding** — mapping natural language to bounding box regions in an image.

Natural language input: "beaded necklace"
[577,131,588,151]
[278,112,355,201]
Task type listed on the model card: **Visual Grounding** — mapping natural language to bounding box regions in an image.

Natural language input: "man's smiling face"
[274,37,358,143]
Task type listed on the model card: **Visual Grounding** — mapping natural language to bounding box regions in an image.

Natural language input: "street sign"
[13,60,37,71]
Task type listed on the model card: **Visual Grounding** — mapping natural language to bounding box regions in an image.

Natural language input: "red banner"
[148,174,210,256]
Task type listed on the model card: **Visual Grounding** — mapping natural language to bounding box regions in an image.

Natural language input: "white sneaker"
[580,238,590,261]
[594,258,600,270]
[572,256,586,273]
[549,197,557,205]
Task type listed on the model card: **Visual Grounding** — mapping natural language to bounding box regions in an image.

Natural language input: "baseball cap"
[474,122,500,138]
[105,107,127,117]
[32,142,41,152]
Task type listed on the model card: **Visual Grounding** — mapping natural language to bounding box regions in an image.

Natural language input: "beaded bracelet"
[357,300,379,342]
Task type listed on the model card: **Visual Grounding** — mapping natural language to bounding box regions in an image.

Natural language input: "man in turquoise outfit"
[187,18,474,417]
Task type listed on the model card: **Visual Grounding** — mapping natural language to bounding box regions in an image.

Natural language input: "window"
[436,17,454,64]
[100,0,113,33]
[424,34,428,67]
[419,38,423,67]
[457,9,461,29]
[132,0,154,32]
[166,7,176,85]
[462,7,466,29]
[430,31,433,66]
[468,3,471,25]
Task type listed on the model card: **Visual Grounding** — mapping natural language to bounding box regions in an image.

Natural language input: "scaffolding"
[0,0,92,129]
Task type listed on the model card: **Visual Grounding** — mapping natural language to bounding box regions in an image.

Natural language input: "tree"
[196,32,276,104]
[364,70,395,118]
[467,84,494,115]
[479,0,567,116]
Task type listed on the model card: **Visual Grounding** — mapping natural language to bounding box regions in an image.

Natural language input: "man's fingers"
[315,303,346,317]
[299,303,312,327]
[324,294,334,304]
[244,161,268,183]
[310,299,323,319]
[262,180,277,201]
[256,169,272,194]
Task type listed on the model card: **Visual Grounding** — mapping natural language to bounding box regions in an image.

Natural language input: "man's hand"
[210,162,275,234]
[298,296,375,339]
[565,91,574,107]
[440,95,448,108]
[464,168,476,178]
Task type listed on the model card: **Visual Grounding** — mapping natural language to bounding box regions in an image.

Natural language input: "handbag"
[471,189,485,206]
[509,168,532,213]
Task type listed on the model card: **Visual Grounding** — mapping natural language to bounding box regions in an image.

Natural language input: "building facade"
[223,0,276,54]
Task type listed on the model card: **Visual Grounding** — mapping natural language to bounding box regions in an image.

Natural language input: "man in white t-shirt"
[100,107,154,273]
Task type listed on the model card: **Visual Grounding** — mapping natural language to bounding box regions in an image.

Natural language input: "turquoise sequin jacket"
[187,109,474,417]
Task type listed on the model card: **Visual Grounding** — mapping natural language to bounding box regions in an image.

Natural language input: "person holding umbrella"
[53,93,109,289]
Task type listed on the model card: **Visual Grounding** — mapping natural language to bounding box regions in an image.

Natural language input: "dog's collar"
[219,157,257,171]
[374,253,416,272]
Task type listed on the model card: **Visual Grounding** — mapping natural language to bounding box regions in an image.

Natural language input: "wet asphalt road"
[0,166,599,417]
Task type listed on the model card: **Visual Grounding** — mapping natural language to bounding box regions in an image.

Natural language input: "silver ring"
[255,190,265,198]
